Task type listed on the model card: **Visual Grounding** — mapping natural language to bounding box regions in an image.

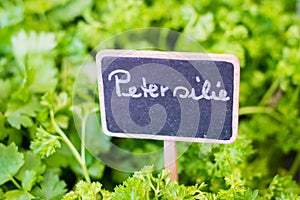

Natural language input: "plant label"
[96,50,240,144]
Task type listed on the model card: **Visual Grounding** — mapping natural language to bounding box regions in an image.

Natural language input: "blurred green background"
[0,0,300,199]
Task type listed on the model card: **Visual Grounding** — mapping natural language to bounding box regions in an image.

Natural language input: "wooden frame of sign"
[96,50,240,180]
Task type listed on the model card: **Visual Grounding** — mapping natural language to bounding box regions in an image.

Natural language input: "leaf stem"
[239,106,273,115]
[10,177,21,190]
[10,176,36,198]
[50,110,91,183]
[290,152,300,178]
[81,114,89,182]
[239,106,282,122]
[259,78,280,105]
[81,115,87,163]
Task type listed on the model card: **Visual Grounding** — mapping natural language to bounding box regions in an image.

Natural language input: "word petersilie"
[97,50,240,143]
[108,69,230,102]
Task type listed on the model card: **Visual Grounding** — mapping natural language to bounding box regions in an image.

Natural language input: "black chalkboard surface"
[96,50,239,144]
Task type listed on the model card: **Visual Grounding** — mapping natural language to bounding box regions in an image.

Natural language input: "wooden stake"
[164,140,178,181]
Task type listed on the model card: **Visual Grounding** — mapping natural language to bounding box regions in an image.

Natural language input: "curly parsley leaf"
[63,181,103,200]
[0,143,24,185]
[266,175,299,199]
[30,127,61,158]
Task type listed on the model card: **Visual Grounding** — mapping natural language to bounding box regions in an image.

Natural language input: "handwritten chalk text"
[108,70,230,101]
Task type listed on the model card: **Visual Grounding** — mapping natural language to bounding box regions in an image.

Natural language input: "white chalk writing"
[107,70,230,102]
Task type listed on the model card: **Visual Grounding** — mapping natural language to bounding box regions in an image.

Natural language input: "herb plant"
[0,0,299,199]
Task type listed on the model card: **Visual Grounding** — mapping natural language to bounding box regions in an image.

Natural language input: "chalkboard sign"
[96,50,239,144]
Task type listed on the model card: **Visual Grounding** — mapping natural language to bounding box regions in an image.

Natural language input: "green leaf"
[0,1,24,28]
[184,12,215,41]
[72,102,99,120]
[211,40,245,67]
[26,59,58,93]
[30,127,61,158]
[0,188,4,199]
[21,170,37,192]
[0,78,11,101]
[62,191,77,200]
[84,113,111,155]
[87,159,105,179]
[0,112,16,140]
[55,114,69,129]
[72,103,111,157]
[63,181,109,200]
[1,0,300,198]
[15,151,46,181]
[111,166,210,199]
[41,92,69,113]
[44,143,74,168]
[5,190,31,200]
[66,181,102,200]
[47,0,93,26]
[266,175,298,199]
[112,171,151,199]
[12,30,57,60]
[5,98,42,129]
[0,143,24,185]
[32,171,67,200]
[10,31,58,94]
[24,0,65,14]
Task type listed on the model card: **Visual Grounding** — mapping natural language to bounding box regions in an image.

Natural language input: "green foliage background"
[0,0,300,199]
